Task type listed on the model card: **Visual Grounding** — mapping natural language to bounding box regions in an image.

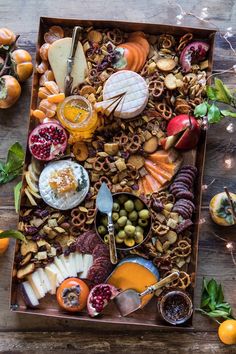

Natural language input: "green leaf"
[194,102,208,117]
[208,279,218,298]
[201,297,210,308]
[214,78,232,104]
[203,278,209,293]
[0,230,26,242]
[14,181,22,213]
[216,284,224,304]
[5,142,24,173]
[206,310,230,318]
[221,110,236,118]
[206,86,218,100]
[207,103,222,123]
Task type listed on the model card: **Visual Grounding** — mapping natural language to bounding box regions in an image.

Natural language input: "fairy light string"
[212,233,236,266]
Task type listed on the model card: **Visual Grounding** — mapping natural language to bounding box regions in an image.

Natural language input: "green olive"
[114,223,119,231]
[115,235,124,244]
[101,215,108,227]
[134,199,144,211]
[124,238,135,247]
[129,210,138,222]
[124,225,136,236]
[104,234,109,244]
[119,209,127,217]
[138,218,149,227]
[135,226,144,235]
[126,219,132,226]
[98,225,106,235]
[134,231,144,244]
[118,230,126,239]
[112,202,120,212]
[117,195,129,204]
[124,200,134,212]
[138,209,150,220]
[112,212,119,222]
[117,216,128,227]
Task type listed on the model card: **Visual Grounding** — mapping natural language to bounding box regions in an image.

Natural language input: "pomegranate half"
[180,41,209,73]
[29,122,67,161]
[87,284,119,317]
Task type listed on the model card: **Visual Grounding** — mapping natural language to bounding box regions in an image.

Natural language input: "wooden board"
[9,17,216,330]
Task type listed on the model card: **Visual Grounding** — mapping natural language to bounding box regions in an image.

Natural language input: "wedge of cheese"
[103,70,148,119]
[94,93,125,116]
[48,37,88,92]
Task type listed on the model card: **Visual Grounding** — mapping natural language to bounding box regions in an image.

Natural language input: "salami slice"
[92,243,109,259]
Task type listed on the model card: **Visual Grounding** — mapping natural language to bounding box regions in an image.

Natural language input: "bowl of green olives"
[95,192,152,250]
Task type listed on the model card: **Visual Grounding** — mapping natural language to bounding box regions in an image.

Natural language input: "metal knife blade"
[64,26,82,96]
[96,182,113,214]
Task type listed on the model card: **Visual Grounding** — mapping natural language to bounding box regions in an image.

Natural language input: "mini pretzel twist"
[155,103,172,120]
[71,212,87,228]
[126,163,139,180]
[94,176,111,192]
[93,156,110,173]
[158,34,175,49]
[106,28,123,45]
[125,135,142,153]
[152,222,169,236]
[171,240,191,258]
[80,223,91,232]
[87,208,96,220]
[163,270,191,290]
[119,133,129,146]
[149,79,164,99]
[177,33,193,52]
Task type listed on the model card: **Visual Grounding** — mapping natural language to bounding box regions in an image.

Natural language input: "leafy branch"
[0,142,24,185]
[194,78,236,124]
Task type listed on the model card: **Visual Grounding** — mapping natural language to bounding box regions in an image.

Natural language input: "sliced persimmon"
[125,42,146,72]
[118,43,139,72]
[47,93,65,103]
[129,35,150,57]
[145,173,161,192]
[145,161,168,185]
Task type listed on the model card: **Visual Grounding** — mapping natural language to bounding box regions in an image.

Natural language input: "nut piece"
[156,58,176,72]
[143,136,159,153]
[115,158,126,172]
[17,263,35,279]
[20,241,38,257]
[20,253,32,266]
[104,143,119,156]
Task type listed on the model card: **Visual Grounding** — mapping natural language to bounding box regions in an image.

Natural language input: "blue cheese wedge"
[39,160,89,210]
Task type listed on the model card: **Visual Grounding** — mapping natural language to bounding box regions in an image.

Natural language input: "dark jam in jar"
[159,290,193,325]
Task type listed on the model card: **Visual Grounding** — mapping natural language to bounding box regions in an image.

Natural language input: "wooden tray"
[10,17,216,330]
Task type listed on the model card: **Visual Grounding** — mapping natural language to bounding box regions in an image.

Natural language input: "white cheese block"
[74,252,84,273]
[54,256,69,280]
[59,254,77,277]
[80,254,93,279]
[27,270,45,299]
[37,268,52,293]
[45,263,64,285]
[22,281,40,306]
[103,70,148,119]
[48,37,88,92]
[94,94,124,114]
[45,266,57,294]
[39,160,90,210]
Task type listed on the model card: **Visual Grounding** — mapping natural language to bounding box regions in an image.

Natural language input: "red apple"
[166,114,201,150]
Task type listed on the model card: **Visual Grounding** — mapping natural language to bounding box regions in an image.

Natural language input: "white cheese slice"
[45,263,64,285]
[103,70,148,119]
[22,281,40,306]
[54,256,69,280]
[59,254,77,277]
[80,254,93,279]
[37,268,52,293]
[27,270,45,299]
[45,266,57,294]
[48,37,88,92]
[74,252,84,273]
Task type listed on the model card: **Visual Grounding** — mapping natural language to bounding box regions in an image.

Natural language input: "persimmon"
[125,42,146,72]
[117,43,138,71]
[47,93,65,103]
[39,70,54,86]
[0,75,21,109]
[0,28,16,46]
[32,109,46,120]
[44,81,59,94]
[36,61,48,74]
[38,99,57,117]
[39,43,50,61]
[0,230,10,254]
[129,34,150,57]
[218,320,236,345]
[56,278,89,312]
[38,86,51,99]
[11,49,33,82]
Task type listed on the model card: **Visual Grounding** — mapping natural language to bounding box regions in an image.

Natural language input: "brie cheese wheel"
[39,160,89,210]
[48,38,88,92]
[103,70,149,119]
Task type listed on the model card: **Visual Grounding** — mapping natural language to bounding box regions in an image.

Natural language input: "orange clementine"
[218,319,236,345]
[0,230,10,254]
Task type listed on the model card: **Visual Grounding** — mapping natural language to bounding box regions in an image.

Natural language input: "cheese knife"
[64,26,82,96]
[96,183,118,264]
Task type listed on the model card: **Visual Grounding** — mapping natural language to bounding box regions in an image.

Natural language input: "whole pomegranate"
[29,122,67,161]
[87,284,119,317]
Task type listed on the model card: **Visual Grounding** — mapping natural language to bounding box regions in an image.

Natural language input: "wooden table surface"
[0,0,236,352]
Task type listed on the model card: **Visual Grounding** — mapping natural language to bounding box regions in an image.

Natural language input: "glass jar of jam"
[158,289,193,325]
[57,95,100,141]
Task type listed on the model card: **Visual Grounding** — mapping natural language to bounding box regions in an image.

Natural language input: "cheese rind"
[103,70,148,119]
[48,37,88,92]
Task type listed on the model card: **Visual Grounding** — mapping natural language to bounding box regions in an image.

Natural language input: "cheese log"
[48,37,88,92]
[103,70,148,119]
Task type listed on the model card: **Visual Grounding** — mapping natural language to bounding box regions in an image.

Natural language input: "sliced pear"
[28,187,41,199]
[25,171,39,193]
[28,163,39,182]
[24,187,37,206]
[31,158,42,175]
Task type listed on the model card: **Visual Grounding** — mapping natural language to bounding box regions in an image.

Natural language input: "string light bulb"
[226,123,235,133]
[224,155,234,169]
